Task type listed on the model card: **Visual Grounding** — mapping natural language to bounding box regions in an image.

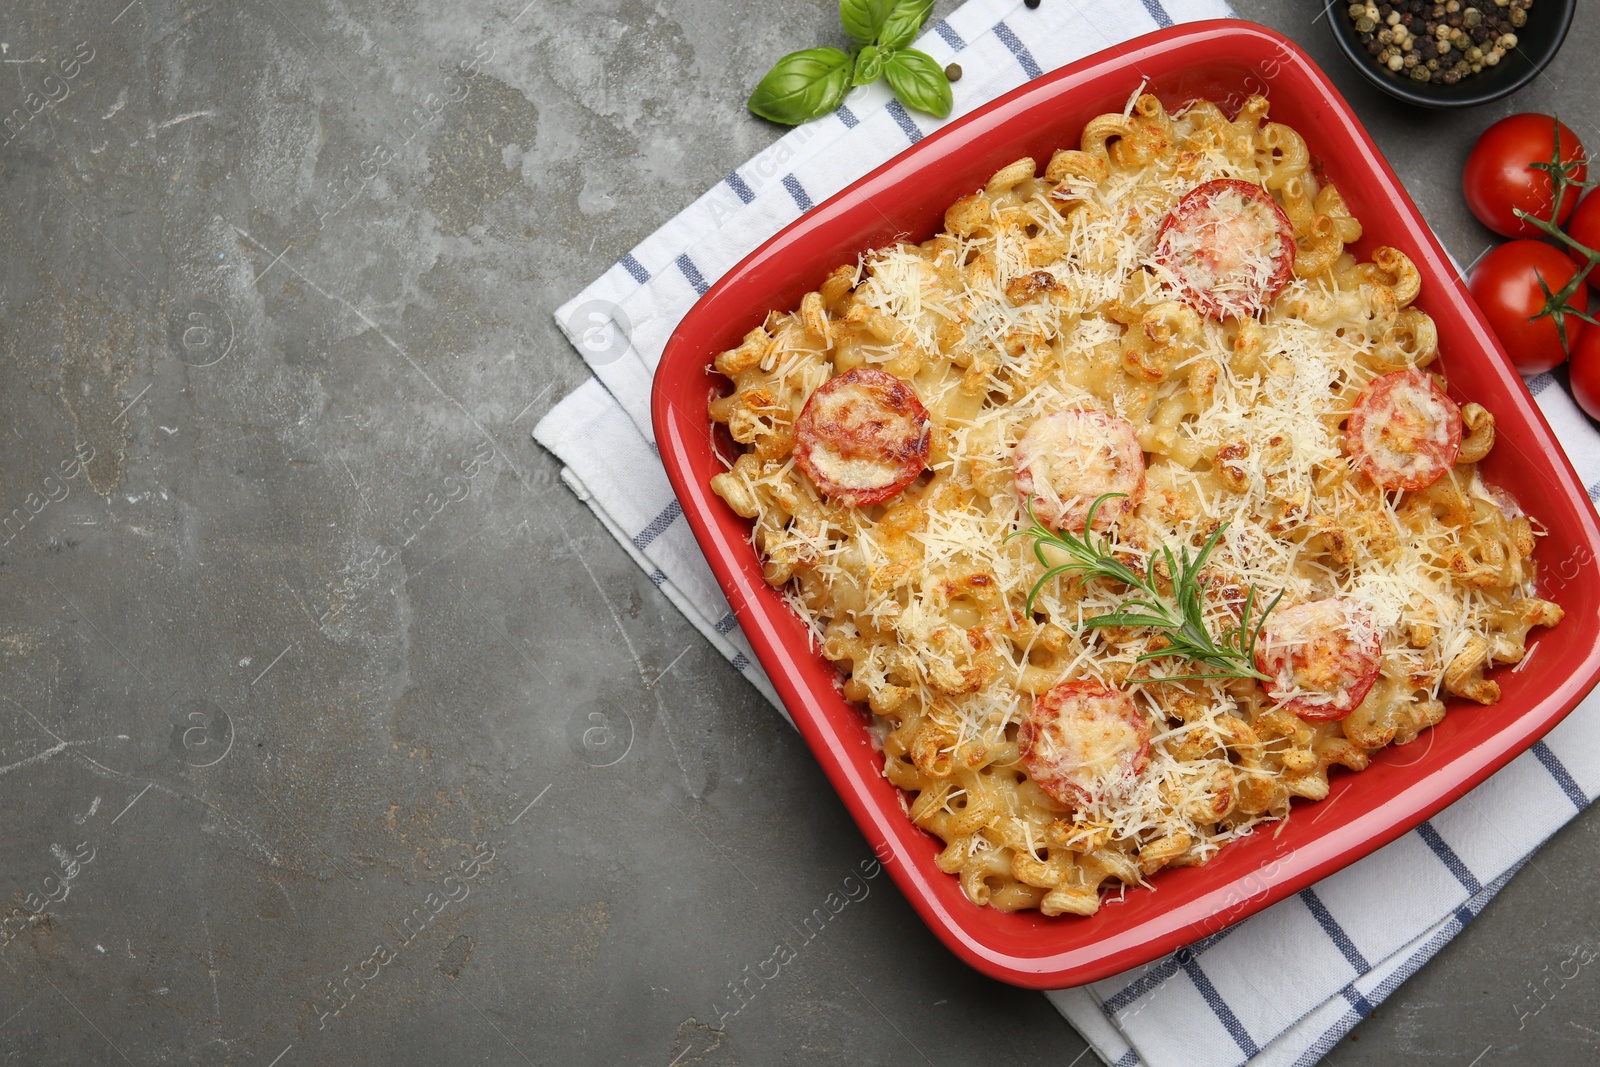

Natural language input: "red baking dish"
[651,20,1600,989]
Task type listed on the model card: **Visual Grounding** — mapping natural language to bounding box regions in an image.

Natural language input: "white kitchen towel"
[532,2,1600,1064]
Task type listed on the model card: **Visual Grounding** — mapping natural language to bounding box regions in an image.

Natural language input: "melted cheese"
[714,96,1557,910]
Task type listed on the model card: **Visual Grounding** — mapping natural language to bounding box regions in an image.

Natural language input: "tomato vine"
[1512,119,1600,355]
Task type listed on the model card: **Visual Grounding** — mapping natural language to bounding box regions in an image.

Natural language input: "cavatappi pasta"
[707,92,1563,917]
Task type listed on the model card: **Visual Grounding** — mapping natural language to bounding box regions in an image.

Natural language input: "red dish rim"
[651,20,1600,989]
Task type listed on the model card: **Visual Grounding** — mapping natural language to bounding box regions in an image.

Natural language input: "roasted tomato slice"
[1254,599,1383,721]
[793,368,931,507]
[1014,410,1145,532]
[1346,367,1462,492]
[1153,178,1296,319]
[1019,680,1152,807]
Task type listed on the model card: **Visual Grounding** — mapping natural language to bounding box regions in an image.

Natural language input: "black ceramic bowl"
[1327,0,1576,108]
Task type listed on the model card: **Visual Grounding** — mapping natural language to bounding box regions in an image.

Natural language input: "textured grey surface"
[0,1,1596,1064]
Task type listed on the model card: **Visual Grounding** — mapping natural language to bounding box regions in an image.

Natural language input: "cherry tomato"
[1014,410,1145,532]
[1019,680,1151,807]
[1462,114,1586,238]
[1467,240,1586,375]
[1560,190,1600,289]
[1254,600,1383,721]
[1567,320,1600,421]
[793,368,930,507]
[1153,178,1296,319]
[1346,368,1462,492]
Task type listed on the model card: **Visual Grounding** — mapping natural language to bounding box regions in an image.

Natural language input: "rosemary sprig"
[1005,493,1282,684]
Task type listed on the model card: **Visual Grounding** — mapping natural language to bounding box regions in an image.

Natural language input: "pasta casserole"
[706,91,1563,916]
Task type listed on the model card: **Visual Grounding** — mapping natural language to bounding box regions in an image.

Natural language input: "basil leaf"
[748,47,854,125]
[877,0,934,50]
[839,0,892,45]
[853,44,885,86]
[883,47,952,119]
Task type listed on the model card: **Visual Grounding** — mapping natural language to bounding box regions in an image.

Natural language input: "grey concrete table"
[1,1,1597,1064]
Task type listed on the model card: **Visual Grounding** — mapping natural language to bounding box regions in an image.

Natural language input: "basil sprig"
[853,45,885,86]
[884,47,952,119]
[748,48,855,125]
[748,0,954,126]
[878,0,934,50]
[840,0,893,44]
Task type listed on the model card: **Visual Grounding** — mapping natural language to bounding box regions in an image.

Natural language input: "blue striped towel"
[533,2,1600,1063]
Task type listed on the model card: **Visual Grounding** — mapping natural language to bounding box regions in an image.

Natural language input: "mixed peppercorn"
[1346,0,1532,85]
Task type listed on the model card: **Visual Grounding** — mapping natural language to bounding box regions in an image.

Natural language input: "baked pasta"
[707,92,1563,917]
